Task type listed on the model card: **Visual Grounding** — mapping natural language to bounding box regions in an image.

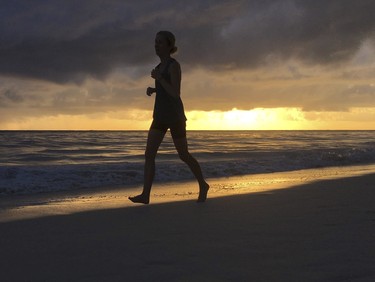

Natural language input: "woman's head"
[155,31,178,56]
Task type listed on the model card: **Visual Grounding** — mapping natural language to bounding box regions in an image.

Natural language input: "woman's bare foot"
[128,194,150,204]
[197,182,209,203]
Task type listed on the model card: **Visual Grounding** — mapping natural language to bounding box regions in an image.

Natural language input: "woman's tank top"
[153,58,187,124]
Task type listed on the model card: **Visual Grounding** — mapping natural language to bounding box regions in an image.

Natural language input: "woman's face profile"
[154,34,170,56]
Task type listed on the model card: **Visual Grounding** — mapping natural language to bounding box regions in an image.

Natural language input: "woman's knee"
[145,149,156,161]
[178,151,190,162]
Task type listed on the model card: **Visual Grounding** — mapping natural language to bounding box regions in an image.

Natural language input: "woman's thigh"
[145,128,166,158]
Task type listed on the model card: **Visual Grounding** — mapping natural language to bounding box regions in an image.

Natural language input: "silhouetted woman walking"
[129,31,209,204]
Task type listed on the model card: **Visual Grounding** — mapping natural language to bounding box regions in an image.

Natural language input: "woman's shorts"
[150,119,186,139]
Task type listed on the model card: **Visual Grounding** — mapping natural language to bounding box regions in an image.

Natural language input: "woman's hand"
[146,87,156,96]
[151,68,162,80]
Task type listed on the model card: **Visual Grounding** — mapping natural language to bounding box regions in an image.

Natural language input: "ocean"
[1,130,374,196]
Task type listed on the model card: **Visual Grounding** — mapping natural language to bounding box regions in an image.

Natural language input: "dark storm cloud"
[1,0,375,83]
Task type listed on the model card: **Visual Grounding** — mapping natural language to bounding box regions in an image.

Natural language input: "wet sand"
[1,165,375,281]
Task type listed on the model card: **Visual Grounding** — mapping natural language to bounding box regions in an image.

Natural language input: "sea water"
[0,130,374,195]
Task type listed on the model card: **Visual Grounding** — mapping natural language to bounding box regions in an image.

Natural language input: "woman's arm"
[151,61,181,98]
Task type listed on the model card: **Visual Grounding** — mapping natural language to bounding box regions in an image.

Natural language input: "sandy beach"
[1,164,375,281]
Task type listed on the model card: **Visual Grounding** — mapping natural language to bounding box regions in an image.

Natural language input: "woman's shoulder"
[169,58,181,71]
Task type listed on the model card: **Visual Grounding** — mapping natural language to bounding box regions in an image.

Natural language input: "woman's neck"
[159,54,171,63]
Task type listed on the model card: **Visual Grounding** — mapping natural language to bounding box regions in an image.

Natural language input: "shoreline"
[1,164,375,223]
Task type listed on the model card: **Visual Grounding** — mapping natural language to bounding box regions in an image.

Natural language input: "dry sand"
[1,165,375,281]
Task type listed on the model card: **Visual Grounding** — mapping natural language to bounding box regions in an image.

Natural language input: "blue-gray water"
[1,130,374,195]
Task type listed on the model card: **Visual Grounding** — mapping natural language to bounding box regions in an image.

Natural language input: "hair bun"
[171,46,178,54]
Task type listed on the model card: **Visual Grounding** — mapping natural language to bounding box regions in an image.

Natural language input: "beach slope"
[1,167,375,281]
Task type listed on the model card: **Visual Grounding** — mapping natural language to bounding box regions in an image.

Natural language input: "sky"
[1,0,375,130]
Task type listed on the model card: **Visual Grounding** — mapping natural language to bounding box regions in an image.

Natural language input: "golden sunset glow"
[2,107,375,130]
[187,108,291,130]
[186,108,375,130]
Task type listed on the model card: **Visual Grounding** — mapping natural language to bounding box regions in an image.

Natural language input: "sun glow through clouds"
[186,108,305,130]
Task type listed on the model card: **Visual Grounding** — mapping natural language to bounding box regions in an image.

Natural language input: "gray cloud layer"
[1,0,375,83]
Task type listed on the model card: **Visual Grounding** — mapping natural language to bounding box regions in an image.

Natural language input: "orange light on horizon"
[186,108,306,130]
[1,107,375,130]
